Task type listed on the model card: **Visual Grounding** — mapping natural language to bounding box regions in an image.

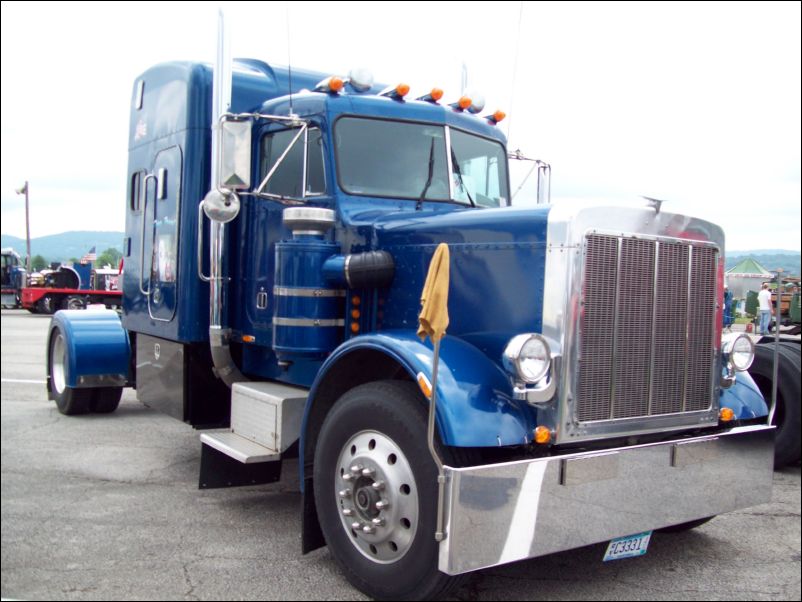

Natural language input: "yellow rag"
[417,243,450,342]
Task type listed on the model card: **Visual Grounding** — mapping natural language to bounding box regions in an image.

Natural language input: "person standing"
[757,283,773,335]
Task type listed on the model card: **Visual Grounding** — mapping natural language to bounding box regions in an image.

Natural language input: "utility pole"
[15,181,31,274]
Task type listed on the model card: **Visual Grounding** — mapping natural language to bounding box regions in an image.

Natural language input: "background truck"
[44,26,776,600]
[21,261,122,314]
[1,247,26,308]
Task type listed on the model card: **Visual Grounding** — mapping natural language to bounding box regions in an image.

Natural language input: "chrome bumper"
[439,425,774,575]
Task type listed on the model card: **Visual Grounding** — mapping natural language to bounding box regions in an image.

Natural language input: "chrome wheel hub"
[335,430,418,563]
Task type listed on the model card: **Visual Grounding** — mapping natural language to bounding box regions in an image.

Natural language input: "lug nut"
[371,480,385,491]
[371,518,385,527]
[361,467,376,478]
[351,521,362,531]
[350,465,362,475]
[375,499,391,510]
[362,525,376,534]
[342,508,354,517]
[339,489,351,498]
[342,473,353,482]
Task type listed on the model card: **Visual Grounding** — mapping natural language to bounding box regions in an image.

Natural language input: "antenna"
[286,6,294,116]
[460,62,468,95]
[507,0,524,141]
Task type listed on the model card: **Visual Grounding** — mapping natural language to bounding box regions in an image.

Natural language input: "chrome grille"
[576,234,718,423]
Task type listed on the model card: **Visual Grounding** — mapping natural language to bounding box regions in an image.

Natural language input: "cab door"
[146,145,183,322]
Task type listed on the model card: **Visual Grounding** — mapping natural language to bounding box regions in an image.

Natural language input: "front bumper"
[439,424,774,575]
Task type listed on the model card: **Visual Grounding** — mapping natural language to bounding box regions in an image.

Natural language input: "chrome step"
[200,381,308,464]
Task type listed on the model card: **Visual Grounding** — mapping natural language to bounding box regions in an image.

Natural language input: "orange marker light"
[351,296,361,306]
[719,407,735,422]
[351,309,361,319]
[492,110,506,123]
[329,77,344,92]
[395,83,410,97]
[242,335,256,343]
[416,372,433,399]
[458,96,472,110]
[534,426,552,445]
[430,88,444,101]
[350,322,360,333]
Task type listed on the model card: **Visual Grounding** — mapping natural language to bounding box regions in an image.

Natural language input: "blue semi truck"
[46,35,777,599]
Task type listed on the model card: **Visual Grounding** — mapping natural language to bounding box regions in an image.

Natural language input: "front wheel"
[314,381,465,601]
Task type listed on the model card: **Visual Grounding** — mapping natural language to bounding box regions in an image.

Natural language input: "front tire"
[314,381,464,601]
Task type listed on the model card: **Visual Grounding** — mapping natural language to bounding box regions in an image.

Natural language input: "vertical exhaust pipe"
[205,10,247,387]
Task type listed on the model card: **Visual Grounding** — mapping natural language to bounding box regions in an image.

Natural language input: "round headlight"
[730,334,755,371]
[504,334,551,384]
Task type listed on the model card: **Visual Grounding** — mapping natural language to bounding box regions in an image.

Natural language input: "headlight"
[503,334,551,384]
[722,333,755,371]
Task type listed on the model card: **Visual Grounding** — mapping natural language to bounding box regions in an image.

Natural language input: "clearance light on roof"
[417,88,444,103]
[348,67,374,92]
[379,83,410,100]
[451,95,472,111]
[486,110,506,125]
[315,76,345,94]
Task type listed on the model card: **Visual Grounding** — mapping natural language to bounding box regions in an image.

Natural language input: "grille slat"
[576,234,716,423]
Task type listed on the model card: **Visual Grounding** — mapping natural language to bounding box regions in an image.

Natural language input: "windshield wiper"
[416,138,436,211]
[450,148,475,207]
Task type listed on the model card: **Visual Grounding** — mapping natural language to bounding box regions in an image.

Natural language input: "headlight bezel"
[503,333,552,384]
[722,332,755,372]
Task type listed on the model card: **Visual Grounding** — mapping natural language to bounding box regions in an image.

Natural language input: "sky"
[1,1,800,252]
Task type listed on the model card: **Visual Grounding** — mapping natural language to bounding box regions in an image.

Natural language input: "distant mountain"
[725,250,800,278]
[1,231,124,264]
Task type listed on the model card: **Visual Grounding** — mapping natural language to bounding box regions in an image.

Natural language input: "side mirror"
[218,118,251,190]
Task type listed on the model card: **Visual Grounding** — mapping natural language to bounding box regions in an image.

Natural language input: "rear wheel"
[49,330,92,415]
[64,295,86,310]
[91,387,122,413]
[38,295,57,315]
[314,381,467,601]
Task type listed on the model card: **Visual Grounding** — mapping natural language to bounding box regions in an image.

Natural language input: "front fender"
[719,370,769,419]
[302,330,537,451]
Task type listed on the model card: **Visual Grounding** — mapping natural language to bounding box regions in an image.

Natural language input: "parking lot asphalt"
[2,308,800,600]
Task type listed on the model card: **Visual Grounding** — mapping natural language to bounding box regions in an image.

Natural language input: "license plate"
[603,531,652,562]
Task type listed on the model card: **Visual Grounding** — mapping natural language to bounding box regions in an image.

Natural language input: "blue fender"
[300,330,536,453]
[719,369,769,419]
[48,309,130,388]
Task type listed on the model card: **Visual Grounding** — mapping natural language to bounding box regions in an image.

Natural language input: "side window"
[260,127,325,198]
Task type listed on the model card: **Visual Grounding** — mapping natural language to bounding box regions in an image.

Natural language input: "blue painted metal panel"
[720,370,769,419]
[302,330,537,447]
[50,310,130,387]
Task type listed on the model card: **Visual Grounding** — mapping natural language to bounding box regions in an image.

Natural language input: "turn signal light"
[719,407,735,422]
[534,426,552,445]
[242,335,256,343]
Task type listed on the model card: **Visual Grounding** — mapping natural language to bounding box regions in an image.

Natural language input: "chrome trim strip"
[273,317,345,327]
[344,254,353,288]
[648,241,659,415]
[438,424,774,575]
[684,245,693,412]
[273,286,346,298]
[610,237,622,419]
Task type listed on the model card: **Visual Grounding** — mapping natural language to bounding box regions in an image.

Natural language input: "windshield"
[335,117,508,207]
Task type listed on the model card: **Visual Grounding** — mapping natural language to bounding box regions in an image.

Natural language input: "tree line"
[30,248,123,272]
